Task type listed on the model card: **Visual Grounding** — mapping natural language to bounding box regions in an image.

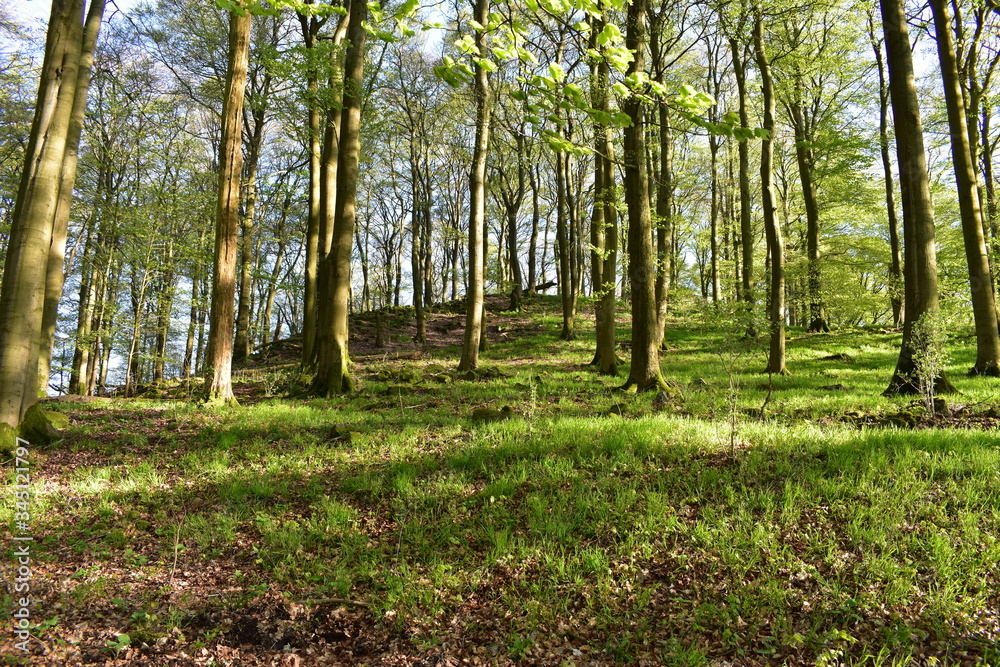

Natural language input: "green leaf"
[396,0,419,18]
[548,62,565,82]
[597,24,621,46]
[454,35,477,54]
[474,56,497,72]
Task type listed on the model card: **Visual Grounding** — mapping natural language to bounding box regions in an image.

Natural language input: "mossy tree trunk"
[458,0,491,372]
[881,0,953,395]
[621,0,666,392]
[930,0,1000,376]
[312,0,365,396]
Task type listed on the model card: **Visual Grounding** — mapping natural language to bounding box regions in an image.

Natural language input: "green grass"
[4,297,1000,665]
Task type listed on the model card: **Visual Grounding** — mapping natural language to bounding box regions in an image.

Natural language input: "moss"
[0,422,19,456]
[19,403,69,445]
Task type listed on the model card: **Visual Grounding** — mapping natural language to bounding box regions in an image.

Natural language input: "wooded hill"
[0,0,998,420]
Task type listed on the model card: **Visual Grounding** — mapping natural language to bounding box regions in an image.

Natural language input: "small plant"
[700,302,767,453]
[106,633,131,657]
[910,311,950,413]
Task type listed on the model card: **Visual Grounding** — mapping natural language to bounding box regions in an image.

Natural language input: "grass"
[2,296,1000,665]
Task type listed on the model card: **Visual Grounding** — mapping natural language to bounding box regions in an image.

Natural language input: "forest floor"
[3,295,1000,667]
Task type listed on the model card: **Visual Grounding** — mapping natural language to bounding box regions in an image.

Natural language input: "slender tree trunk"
[202,6,251,405]
[931,0,1000,376]
[458,0,491,372]
[182,259,199,379]
[312,17,349,370]
[299,13,323,367]
[590,14,619,374]
[869,15,904,327]
[881,0,953,394]
[261,196,288,349]
[69,225,95,394]
[528,167,540,294]
[556,145,576,339]
[709,133,722,304]
[38,0,104,397]
[621,0,665,392]
[312,0,365,395]
[152,241,174,382]
[754,9,788,375]
[654,107,673,349]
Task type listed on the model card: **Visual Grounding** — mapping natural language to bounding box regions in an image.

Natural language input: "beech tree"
[0,0,105,428]
[202,5,251,405]
[881,0,953,394]
[930,0,1000,376]
[753,5,788,376]
[457,0,492,373]
[312,0,366,395]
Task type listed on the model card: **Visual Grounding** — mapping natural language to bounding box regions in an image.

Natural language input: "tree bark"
[0,0,92,424]
[590,14,619,375]
[930,0,1000,376]
[753,9,788,375]
[38,0,104,397]
[788,75,828,333]
[869,14,904,327]
[202,6,251,405]
[312,0,366,396]
[621,0,666,392]
[881,0,953,394]
[458,0,491,372]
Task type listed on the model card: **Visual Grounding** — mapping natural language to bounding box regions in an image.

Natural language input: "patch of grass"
[15,302,1000,665]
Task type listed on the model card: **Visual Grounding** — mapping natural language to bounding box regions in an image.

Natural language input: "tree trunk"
[621,0,665,392]
[881,0,953,394]
[0,0,97,424]
[458,0,491,372]
[931,0,1000,376]
[753,9,788,375]
[869,15,904,327]
[202,6,251,405]
[556,143,577,339]
[152,241,174,382]
[38,0,104,397]
[654,106,673,349]
[299,12,323,367]
[709,132,722,304]
[788,77,828,333]
[590,15,619,374]
[312,0,365,395]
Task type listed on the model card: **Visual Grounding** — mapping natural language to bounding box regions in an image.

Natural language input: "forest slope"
[2,297,999,666]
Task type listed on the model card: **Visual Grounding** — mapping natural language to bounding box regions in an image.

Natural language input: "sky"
[9,0,139,26]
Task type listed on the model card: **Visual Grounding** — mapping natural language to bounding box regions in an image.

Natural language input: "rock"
[0,422,19,456]
[20,403,69,445]
[818,384,849,392]
[691,378,710,387]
